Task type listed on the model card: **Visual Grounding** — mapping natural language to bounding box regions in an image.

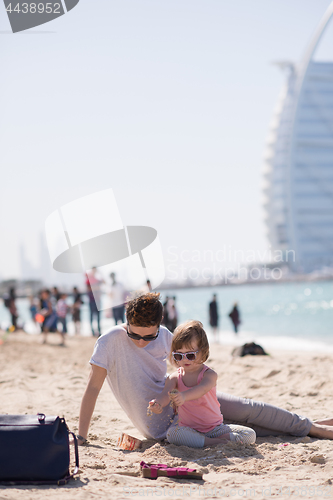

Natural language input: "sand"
[0,332,333,499]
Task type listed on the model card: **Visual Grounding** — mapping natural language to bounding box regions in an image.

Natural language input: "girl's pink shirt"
[177,364,223,433]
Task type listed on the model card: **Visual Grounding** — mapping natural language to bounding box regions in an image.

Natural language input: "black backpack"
[232,342,268,357]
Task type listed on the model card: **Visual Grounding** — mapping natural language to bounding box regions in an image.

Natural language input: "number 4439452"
[6,3,61,14]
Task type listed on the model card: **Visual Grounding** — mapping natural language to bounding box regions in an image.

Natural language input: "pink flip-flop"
[140,461,203,480]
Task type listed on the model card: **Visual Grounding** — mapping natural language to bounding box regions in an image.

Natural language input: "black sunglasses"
[126,324,160,342]
[172,351,199,362]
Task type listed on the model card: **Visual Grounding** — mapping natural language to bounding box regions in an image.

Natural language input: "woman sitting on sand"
[149,320,256,448]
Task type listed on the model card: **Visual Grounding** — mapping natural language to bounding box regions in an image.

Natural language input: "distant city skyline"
[19,233,85,289]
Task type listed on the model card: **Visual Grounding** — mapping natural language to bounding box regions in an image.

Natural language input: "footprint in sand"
[265,370,281,378]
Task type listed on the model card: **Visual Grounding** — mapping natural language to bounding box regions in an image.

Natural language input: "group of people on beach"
[2,271,152,344]
[2,286,83,344]
[36,287,83,345]
[77,292,333,451]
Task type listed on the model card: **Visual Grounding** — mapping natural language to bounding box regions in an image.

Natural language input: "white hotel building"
[263,3,333,273]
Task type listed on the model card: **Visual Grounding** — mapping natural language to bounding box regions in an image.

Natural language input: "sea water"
[1,280,332,352]
[160,280,333,353]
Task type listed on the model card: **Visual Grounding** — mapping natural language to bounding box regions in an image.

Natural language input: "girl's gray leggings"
[167,422,256,448]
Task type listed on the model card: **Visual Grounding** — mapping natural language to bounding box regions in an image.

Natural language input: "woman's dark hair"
[125,292,163,327]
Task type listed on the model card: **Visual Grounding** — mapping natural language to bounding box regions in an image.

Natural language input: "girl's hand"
[148,399,163,414]
[169,391,186,406]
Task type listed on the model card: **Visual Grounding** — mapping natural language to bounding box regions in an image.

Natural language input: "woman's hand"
[148,399,163,414]
[169,391,186,406]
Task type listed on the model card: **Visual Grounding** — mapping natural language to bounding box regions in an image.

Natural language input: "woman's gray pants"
[217,392,312,437]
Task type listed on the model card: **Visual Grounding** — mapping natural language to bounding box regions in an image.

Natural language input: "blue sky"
[0,0,332,283]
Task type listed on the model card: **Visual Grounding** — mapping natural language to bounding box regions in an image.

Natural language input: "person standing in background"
[87,283,101,337]
[56,293,69,344]
[229,302,241,334]
[29,295,37,323]
[162,296,170,330]
[209,294,219,341]
[86,267,104,337]
[86,267,104,310]
[166,296,178,332]
[29,295,39,333]
[72,286,83,335]
[109,272,126,325]
[39,289,63,345]
[51,286,61,306]
[4,288,18,332]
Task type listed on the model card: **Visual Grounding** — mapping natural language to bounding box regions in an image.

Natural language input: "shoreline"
[159,274,333,290]
[3,322,333,354]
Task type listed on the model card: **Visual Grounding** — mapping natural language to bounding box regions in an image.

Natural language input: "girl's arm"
[169,369,217,406]
[148,372,177,414]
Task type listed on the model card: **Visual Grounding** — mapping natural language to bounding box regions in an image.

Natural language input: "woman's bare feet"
[313,418,333,426]
[309,423,333,439]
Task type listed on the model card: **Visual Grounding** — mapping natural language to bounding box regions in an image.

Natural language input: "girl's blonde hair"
[169,320,209,365]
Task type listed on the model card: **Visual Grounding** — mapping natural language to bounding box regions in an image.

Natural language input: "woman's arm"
[78,364,107,444]
[169,369,217,407]
[148,372,177,414]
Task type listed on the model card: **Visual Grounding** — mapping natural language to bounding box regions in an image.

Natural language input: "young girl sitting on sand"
[148,320,256,448]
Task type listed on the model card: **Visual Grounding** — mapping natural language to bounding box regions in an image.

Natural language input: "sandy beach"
[0,332,332,499]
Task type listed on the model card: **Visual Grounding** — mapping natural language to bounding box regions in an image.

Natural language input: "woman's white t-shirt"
[90,325,174,439]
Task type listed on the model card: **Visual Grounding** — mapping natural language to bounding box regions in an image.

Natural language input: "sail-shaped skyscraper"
[263,3,333,273]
